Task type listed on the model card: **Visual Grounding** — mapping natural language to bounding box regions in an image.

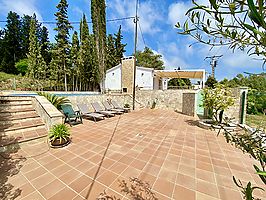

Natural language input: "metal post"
[132,0,138,110]
[240,91,246,124]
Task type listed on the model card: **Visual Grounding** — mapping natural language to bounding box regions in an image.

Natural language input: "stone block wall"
[121,57,135,94]
[224,87,248,124]
[182,93,197,117]
[67,94,133,112]
[135,89,196,111]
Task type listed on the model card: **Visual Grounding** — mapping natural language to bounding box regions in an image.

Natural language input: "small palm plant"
[49,124,70,146]
[37,92,70,109]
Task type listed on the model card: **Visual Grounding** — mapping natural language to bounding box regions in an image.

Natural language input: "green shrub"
[49,124,70,143]
[37,92,70,109]
[15,59,28,75]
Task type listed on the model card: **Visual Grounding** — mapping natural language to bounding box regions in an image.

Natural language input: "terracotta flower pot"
[50,137,70,148]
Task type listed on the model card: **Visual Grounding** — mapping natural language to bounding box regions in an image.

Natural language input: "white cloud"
[0,0,43,21]
[107,0,163,34]
[168,2,191,27]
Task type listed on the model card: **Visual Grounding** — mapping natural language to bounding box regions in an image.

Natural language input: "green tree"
[78,14,99,91]
[106,34,117,70]
[15,59,28,75]
[40,26,51,64]
[0,11,21,73]
[54,0,72,91]
[27,14,47,80]
[20,15,32,59]
[202,84,235,123]
[176,0,266,65]
[91,0,106,89]
[205,76,218,88]
[70,31,79,90]
[168,78,192,88]
[114,25,126,64]
[135,47,164,70]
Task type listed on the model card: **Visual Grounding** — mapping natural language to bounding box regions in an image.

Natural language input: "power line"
[138,21,146,47]
[0,16,135,24]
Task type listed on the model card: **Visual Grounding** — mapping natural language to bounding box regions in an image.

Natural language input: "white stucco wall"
[105,65,121,90]
[136,67,154,90]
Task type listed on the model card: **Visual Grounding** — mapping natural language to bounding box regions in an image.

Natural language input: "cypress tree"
[91,0,106,90]
[106,34,116,70]
[114,25,126,65]
[27,14,47,80]
[54,0,72,91]
[78,14,99,91]
[70,31,79,90]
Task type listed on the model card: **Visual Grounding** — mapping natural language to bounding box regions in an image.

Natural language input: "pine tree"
[27,14,47,80]
[20,15,32,59]
[54,0,72,91]
[91,0,106,90]
[40,26,51,64]
[70,31,79,90]
[114,25,126,65]
[106,34,116,70]
[0,11,21,73]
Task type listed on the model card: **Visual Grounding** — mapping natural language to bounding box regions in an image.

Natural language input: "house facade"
[104,56,205,93]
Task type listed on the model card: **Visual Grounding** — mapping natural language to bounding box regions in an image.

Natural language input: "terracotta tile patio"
[0,109,265,200]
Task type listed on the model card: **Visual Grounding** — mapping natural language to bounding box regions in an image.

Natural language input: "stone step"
[0,118,45,133]
[0,114,40,125]
[0,107,35,116]
[0,100,32,105]
[0,126,47,147]
[0,104,33,111]
[0,96,33,101]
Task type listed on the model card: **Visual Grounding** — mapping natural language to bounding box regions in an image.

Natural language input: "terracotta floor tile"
[18,183,36,199]
[48,187,77,200]
[176,173,196,190]
[153,178,174,198]
[218,186,242,200]
[31,172,55,189]
[173,185,195,200]
[196,179,220,199]
[39,179,65,199]
[69,175,93,194]
[2,109,264,200]
[97,170,119,186]
[59,169,82,184]
[178,164,195,178]
[196,169,216,184]
[196,192,220,200]
[21,191,45,200]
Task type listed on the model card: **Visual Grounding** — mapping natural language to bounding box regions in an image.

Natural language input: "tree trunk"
[64,60,67,91]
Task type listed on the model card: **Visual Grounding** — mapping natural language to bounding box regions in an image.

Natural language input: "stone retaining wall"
[32,96,64,130]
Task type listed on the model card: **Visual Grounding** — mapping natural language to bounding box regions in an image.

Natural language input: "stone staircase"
[0,96,47,146]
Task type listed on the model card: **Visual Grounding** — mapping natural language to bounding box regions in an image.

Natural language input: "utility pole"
[205,55,223,78]
[132,0,139,110]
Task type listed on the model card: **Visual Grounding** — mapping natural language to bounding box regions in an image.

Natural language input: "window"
[123,88,127,93]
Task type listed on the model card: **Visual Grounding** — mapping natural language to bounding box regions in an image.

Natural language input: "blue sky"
[0,0,265,80]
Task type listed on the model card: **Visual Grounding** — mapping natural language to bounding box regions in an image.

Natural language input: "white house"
[104,57,206,93]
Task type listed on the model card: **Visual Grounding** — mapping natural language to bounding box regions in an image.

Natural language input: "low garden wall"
[32,96,64,130]
[135,89,197,112]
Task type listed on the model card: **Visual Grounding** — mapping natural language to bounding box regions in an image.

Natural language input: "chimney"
[121,56,135,94]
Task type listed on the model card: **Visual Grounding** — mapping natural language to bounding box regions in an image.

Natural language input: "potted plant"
[49,124,71,148]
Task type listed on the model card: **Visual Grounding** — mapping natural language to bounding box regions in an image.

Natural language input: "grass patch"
[0,72,18,82]
[246,114,266,129]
